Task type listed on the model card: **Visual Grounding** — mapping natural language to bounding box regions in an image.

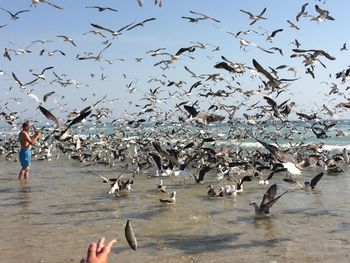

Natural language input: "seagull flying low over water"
[249,183,288,217]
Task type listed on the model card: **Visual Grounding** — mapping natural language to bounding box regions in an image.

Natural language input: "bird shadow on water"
[160,233,242,254]
[122,205,166,220]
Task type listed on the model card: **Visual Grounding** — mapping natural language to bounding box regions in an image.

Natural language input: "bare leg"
[24,167,30,179]
[18,167,26,180]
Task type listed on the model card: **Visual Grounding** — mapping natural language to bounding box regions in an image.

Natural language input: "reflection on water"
[0,159,349,263]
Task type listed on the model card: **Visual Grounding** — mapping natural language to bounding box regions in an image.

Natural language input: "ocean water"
[0,121,350,263]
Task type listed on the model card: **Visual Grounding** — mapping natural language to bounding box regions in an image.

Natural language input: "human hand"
[80,237,117,263]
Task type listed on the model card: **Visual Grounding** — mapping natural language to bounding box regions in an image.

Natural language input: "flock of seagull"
[1,0,350,222]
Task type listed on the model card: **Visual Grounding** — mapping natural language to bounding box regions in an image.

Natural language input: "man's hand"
[80,237,117,263]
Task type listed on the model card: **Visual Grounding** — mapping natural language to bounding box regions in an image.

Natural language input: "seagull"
[31,0,63,10]
[287,20,300,30]
[193,165,211,183]
[30,66,54,80]
[181,16,205,23]
[157,179,168,193]
[56,35,77,47]
[0,7,29,20]
[240,7,267,25]
[312,5,335,21]
[12,72,39,89]
[77,43,112,61]
[126,18,156,31]
[83,30,106,38]
[90,22,134,37]
[283,172,324,191]
[189,10,220,23]
[266,28,283,42]
[296,3,309,21]
[159,191,176,204]
[85,6,118,12]
[249,183,287,217]
[207,184,219,197]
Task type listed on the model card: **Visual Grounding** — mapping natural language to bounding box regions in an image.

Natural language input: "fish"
[125,220,137,251]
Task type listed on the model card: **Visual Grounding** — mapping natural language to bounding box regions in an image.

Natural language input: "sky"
[1,0,350,127]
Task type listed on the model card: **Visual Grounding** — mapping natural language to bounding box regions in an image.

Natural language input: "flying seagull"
[56,35,77,47]
[189,10,220,23]
[127,18,156,31]
[31,0,63,10]
[249,183,287,217]
[91,22,134,37]
[0,7,29,20]
[240,7,267,25]
[85,6,118,12]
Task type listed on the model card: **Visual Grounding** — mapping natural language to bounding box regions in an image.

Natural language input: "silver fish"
[125,220,137,251]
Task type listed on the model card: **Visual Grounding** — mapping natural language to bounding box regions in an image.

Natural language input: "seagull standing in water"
[159,191,176,204]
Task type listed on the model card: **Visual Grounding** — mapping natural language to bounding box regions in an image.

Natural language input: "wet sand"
[0,158,349,263]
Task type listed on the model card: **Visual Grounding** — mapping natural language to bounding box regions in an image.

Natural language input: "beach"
[0,152,349,263]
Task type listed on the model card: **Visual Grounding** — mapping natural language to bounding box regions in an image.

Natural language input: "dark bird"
[38,105,60,128]
[125,220,137,251]
[0,7,29,20]
[311,123,328,139]
[305,172,324,190]
[296,3,309,21]
[249,183,287,217]
[127,18,156,31]
[85,6,118,12]
[193,165,211,183]
[43,91,55,102]
[266,28,283,42]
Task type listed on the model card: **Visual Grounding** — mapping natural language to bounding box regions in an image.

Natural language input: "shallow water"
[0,158,349,263]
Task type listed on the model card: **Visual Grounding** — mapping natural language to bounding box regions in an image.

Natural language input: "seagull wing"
[90,23,115,34]
[184,105,199,117]
[38,105,60,127]
[260,183,278,206]
[252,59,276,83]
[66,109,92,129]
[43,91,55,102]
[259,7,267,17]
[87,170,109,183]
[310,172,324,189]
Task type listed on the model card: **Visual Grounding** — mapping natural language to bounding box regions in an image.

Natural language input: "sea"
[0,120,349,263]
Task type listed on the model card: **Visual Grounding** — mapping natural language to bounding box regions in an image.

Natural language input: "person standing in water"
[18,121,40,180]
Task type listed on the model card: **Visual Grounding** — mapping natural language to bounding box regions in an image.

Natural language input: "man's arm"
[22,131,40,145]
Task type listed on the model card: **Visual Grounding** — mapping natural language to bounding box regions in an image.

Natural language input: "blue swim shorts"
[19,148,32,168]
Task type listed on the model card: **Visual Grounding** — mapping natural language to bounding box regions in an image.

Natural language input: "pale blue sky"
[1,0,350,126]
